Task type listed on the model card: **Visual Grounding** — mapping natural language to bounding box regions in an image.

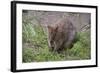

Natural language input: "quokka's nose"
[51,46,54,49]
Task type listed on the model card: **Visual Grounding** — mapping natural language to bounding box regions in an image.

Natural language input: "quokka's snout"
[47,17,77,53]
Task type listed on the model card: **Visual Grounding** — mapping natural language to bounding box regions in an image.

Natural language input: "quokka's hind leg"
[57,49,62,54]
[57,47,65,54]
[68,43,74,49]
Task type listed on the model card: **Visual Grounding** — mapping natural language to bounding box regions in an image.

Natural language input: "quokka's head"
[47,25,58,51]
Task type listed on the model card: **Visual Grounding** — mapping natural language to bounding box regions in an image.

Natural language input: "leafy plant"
[22,22,91,62]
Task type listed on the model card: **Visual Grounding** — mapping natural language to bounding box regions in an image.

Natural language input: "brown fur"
[47,18,77,52]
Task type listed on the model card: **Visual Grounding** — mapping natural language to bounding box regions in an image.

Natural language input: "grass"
[22,21,91,63]
[68,31,91,60]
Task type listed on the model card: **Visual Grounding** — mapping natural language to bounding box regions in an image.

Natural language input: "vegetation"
[22,20,91,63]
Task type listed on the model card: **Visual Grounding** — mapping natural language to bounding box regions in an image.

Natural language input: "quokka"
[47,17,77,53]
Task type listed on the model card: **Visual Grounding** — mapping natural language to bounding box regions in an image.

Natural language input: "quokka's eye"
[50,40,53,43]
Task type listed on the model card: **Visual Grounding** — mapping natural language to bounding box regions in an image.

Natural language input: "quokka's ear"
[55,26,58,30]
[47,25,58,31]
[47,25,53,32]
[47,25,54,30]
[47,25,52,29]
